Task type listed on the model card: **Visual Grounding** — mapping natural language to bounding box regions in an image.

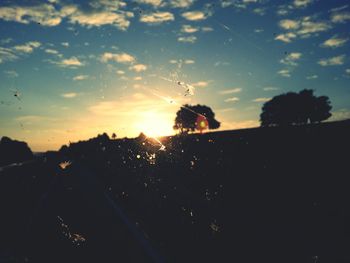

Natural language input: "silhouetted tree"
[111,133,117,140]
[260,89,332,127]
[173,104,220,133]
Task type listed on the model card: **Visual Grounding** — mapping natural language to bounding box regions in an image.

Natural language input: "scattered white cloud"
[116,70,125,75]
[177,35,197,43]
[276,16,332,43]
[140,12,174,24]
[134,76,142,80]
[0,4,62,26]
[293,0,313,8]
[73,75,89,81]
[219,88,242,95]
[280,52,302,66]
[181,24,199,33]
[275,32,297,43]
[182,11,207,21]
[129,64,147,72]
[253,8,266,16]
[169,0,195,8]
[278,69,291,77]
[61,42,69,47]
[346,69,350,74]
[263,87,279,91]
[318,55,346,66]
[57,56,84,68]
[135,0,163,7]
[61,92,78,98]
[321,36,348,48]
[13,41,41,53]
[100,52,135,64]
[224,97,240,103]
[279,19,300,30]
[45,49,59,55]
[68,8,133,30]
[0,47,18,64]
[184,59,195,64]
[4,70,18,78]
[252,97,271,102]
[331,12,350,23]
[191,81,208,87]
[306,75,318,80]
[201,26,213,32]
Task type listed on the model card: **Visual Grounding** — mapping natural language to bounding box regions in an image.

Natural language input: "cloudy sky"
[0,0,349,151]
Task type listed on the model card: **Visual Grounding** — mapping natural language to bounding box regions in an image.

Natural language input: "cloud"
[67,9,133,30]
[135,0,163,7]
[0,4,62,26]
[279,19,300,30]
[181,24,199,33]
[100,52,135,64]
[116,70,125,75]
[252,97,271,102]
[13,41,41,53]
[45,48,59,55]
[278,69,291,77]
[140,12,174,24]
[169,0,195,8]
[184,59,195,64]
[4,70,18,78]
[73,75,89,81]
[0,47,18,64]
[318,55,346,66]
[275,32,297,43]
[219,88,242,94]
[306,75,318,79]
[0,2,133,31]
[202,26,213,32]
[276,16,332,43]
[182,11,207,21]
[280,52,302,66]
[331,12,350,23]
[61,92,78,98]
[57,56,84,68]
[129,64,147,72]
[191,81,208,87]
[61,42,69,47]
[0,41,40,64]
[224,97,240,103]
[293,0,313,8]
[263,87,279,91]
[346,69,350,74]
[177,35,197,43]
[321,36,348,48]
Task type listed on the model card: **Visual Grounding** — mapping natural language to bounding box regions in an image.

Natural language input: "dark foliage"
[173,104,220,133]
[260,89,332,127]
[0,136,33,166]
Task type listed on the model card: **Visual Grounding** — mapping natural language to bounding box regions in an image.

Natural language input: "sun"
[135,111,174,138]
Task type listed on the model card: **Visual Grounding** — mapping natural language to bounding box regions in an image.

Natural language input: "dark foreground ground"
[1,120,350,263]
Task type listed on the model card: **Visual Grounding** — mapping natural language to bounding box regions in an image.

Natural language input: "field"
[1,120,350,262]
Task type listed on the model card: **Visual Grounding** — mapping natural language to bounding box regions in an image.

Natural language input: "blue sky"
[0,0,349,151]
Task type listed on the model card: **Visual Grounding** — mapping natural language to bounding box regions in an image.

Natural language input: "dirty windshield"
[1,0,350,262]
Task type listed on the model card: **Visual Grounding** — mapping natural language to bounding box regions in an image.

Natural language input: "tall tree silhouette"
[260,89,332,127]
[173,104,220,133]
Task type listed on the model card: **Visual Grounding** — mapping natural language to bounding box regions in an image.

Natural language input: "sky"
[0,0,349,151]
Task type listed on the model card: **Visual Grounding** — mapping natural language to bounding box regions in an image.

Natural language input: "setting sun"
[134,111,174,138]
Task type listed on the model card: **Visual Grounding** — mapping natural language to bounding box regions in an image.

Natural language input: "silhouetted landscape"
[1,0,350,262]
[1,119,350,262]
